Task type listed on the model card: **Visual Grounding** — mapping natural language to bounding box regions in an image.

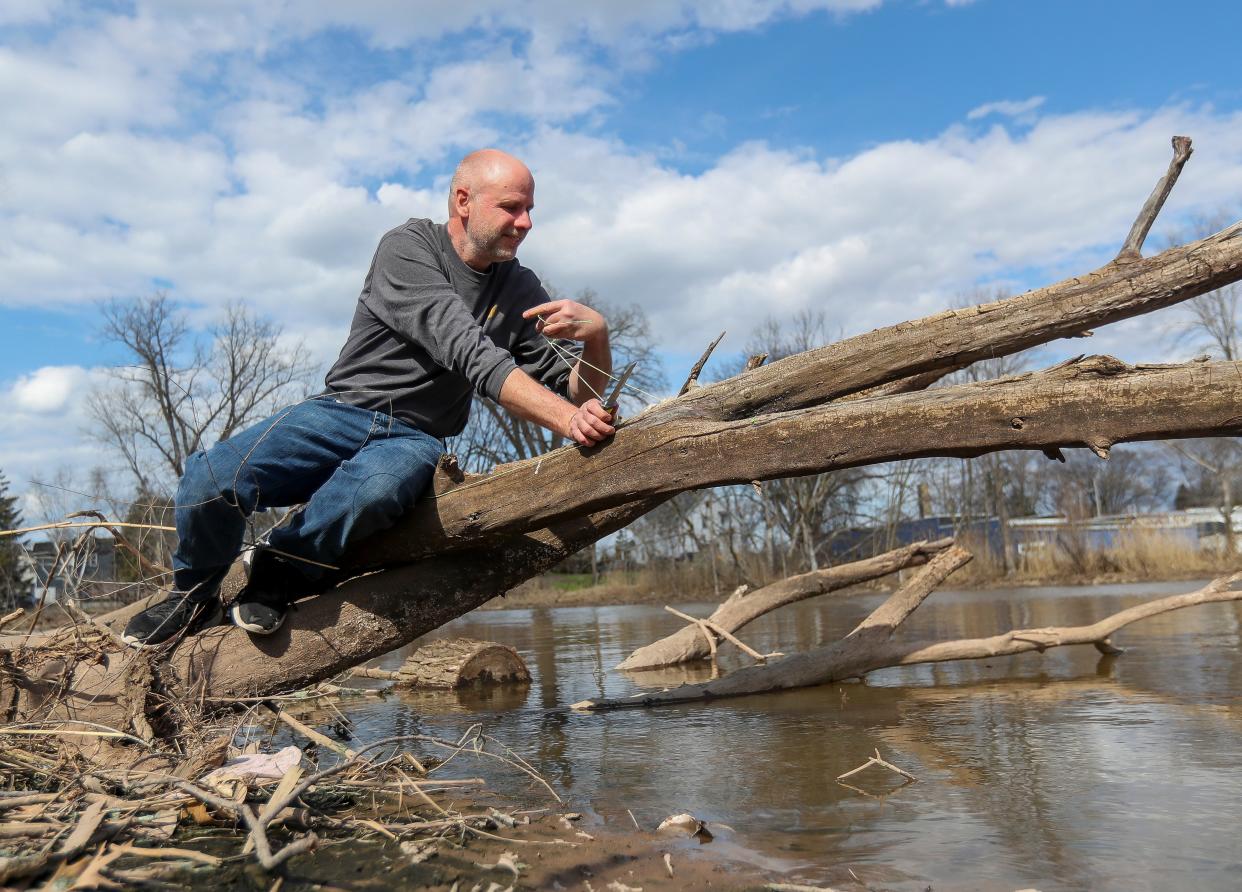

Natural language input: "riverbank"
[489,563,1227,609]
[190,805,788,891]
[0,711,801,892]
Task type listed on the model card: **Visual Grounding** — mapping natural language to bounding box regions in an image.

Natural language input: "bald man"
[124,149,614,647]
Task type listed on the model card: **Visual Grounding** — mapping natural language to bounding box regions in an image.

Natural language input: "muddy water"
[339,580,1242,891]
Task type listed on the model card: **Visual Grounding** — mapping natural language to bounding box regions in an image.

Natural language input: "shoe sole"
[230,603,286,635]
[121,631,167,649]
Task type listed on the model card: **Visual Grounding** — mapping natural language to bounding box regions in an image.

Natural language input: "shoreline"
[483,567,1222,610]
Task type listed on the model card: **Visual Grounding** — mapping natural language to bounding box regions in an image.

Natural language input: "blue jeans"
[172,397,443,598]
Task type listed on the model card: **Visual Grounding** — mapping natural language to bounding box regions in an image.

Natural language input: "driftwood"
[574,568,1242,711]
[350,638,530,689]
[4,136,1242,736]
[616,538,956,671]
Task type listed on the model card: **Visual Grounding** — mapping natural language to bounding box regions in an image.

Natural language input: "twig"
[67,510,171,580]
[688,616,717,658]
[0,520,176,538]
[171,779,315,871]
[701,617,780,662]
[111,843,222,866]
[835,748,918,784]
[264,703,357,759]
[663,606,778,663]
[677,331,726,395]
[2,721,154,750]
[1117,135,1193,261]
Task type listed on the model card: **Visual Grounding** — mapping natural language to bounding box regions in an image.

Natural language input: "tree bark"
[351,638,530,689]
[616,538,955,671]
[349,356,1242,565]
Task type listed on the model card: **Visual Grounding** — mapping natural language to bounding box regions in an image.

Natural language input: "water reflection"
[341,580,1242,891]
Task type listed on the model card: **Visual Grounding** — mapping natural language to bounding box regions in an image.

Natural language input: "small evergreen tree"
[0,471,27,609]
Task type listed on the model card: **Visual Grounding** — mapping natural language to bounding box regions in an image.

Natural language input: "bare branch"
[1117,135,1194,261]
[678,331,726,395]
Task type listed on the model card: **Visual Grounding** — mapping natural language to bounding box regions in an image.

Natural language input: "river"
[335,579,1242,891]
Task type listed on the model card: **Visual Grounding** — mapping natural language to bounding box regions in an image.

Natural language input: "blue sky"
[2,0,1242,507]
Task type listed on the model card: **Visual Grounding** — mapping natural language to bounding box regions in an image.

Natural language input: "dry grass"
[524,533,1234,605]
[956,528,1228,585]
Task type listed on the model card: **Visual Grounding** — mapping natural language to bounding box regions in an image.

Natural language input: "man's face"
[463,178,535,265]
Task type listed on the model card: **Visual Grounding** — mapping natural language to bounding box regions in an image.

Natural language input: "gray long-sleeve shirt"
[324,218,573,438]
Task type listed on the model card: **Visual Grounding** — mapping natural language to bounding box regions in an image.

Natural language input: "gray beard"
[467,225,518,264]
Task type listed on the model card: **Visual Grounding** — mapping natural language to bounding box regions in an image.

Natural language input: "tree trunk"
[351,638,530,689]
[348,356,1242,566]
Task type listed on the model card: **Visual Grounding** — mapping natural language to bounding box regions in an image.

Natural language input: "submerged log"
[616,538,956,671]
[351,638,530,689]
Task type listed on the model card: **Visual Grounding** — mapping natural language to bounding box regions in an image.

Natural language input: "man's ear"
[452,187,471,220]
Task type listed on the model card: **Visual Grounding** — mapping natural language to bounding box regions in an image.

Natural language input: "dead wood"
[617,538,955,671]
[6,355,1242,726]
[574,572,1242,711]
[351,638,531,689]
[1117,135,1193,261]
[678,330,726,395]
[351,355,1242,564]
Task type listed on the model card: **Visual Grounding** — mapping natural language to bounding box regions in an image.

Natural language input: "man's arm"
[497,368,615,446]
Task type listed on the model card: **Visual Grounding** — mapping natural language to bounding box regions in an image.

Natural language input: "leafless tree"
[720,310,871,572]
[1160,212,1242,552]
[1165,212,1241,360]
[88,294,318,494]
[1041,446,1173,518]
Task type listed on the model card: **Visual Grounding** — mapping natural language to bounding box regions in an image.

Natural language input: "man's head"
[447,149,535,270]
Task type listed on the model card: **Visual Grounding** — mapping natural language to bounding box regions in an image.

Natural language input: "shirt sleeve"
[509,279,575,399]
[360,228,518,401]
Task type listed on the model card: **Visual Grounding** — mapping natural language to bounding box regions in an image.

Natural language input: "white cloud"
[9,365,90,414]
[518,106,1242,357]
[1,365,114,512]
[0,0,63,26]
[967,96,1047,122]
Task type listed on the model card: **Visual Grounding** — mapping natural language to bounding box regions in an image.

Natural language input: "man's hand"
[523,300,607,344]
[524,299,613,406]
[567,398,615,447]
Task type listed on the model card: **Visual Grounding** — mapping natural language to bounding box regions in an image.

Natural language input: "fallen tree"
[573,565,1242,711]
[615,538,956,671]
[4,136,1242,737]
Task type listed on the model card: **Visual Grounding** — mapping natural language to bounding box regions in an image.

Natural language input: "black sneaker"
[229,549,316,635]
[122,592,224,648]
